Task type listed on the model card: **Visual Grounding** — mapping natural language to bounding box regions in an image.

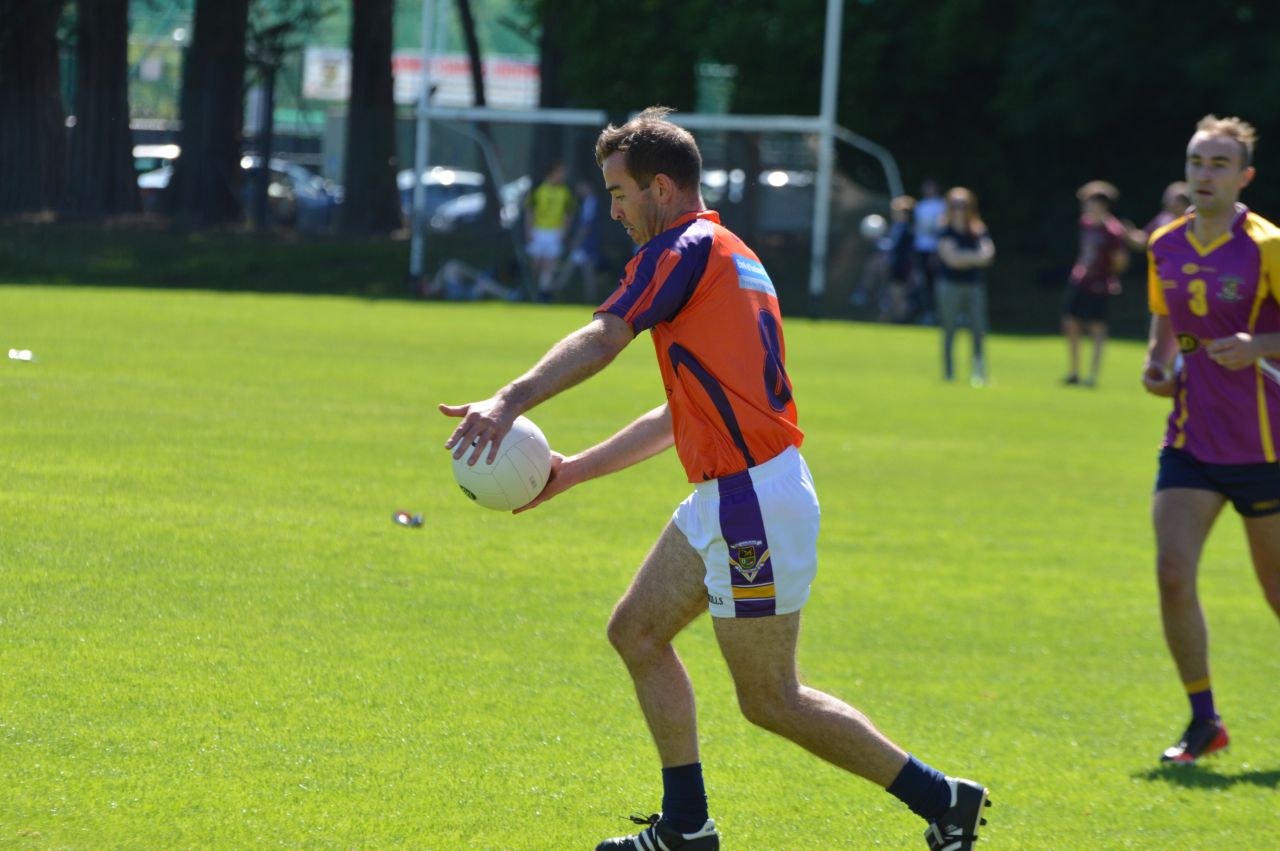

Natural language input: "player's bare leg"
[599,522,720,849]
[714,611,988,848]
[1086,320,1107,386]
[1242,511,1280,620]
[1154,487,1232,763]
[713,610,908,784]
[1062,315,1082,382]
[1153,488,1225,682]
[606,520,710,767]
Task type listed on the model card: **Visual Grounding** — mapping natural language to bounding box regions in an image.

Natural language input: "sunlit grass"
[1,286,1276,849]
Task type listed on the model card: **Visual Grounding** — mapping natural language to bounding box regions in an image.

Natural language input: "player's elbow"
[589,314,634,361]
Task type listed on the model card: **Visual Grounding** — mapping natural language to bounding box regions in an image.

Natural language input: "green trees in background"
[64,0,139,217]
[166,0,250,226]
[522,0,1280,252]
[0,0,67,218]
[4,0,1279,249]
[340,0,402,234]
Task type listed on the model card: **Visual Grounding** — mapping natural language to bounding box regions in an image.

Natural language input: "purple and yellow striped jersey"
[598,210,803,482]
[1147,204,1280,463]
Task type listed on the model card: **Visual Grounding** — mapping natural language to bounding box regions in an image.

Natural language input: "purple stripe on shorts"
[717,470,776,618]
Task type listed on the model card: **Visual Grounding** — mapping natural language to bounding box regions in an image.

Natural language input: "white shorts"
[526,228,564,260]
[673,446,820,618]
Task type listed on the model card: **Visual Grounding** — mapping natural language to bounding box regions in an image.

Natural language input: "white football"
[451,415,552,511]
[859,212,888,242]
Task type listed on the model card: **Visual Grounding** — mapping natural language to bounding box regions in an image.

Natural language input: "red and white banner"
[304,48,539,109]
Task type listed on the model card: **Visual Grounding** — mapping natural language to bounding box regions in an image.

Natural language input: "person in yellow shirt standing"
[525,161,576,301]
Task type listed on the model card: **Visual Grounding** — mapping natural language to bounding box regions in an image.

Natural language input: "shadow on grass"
[1135,763,1280,790]
[0,221,550,300]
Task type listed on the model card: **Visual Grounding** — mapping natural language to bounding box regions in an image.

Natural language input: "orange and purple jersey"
[1148,204,1280,463]
[599,210,803,482]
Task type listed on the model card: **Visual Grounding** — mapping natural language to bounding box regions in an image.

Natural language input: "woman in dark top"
[936,186,996,386]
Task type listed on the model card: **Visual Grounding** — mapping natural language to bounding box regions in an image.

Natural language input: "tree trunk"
[455,0,501,228]
[341,0,402,234]
[529,2,566,182]
[0,0,67,217]
[64,0,139,217]
[167,0,249,227]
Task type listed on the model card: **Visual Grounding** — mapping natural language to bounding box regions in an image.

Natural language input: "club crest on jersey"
[1178,333,1200,354]
[1217,277,1244,302]
[729,540,768,582]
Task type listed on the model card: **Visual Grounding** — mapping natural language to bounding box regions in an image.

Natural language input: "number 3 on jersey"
[1188,278,1209,316]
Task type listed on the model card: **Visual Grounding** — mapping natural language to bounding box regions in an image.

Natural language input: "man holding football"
[441,107,989,850]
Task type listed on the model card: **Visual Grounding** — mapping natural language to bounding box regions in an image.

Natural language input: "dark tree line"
[0,0,68,218]
[0,0,406,234]
[521,0,1280,257]
[8,0,1280,250]
[341,0,401,233]
[64,0,137,217]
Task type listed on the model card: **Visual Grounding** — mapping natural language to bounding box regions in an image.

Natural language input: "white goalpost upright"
[409,0,901,310]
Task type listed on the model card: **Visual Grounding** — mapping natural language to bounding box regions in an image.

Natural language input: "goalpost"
[409,0,901,315]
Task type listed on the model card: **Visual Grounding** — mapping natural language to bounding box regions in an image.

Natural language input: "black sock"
[886,754,951,821]
[661,762,708,834]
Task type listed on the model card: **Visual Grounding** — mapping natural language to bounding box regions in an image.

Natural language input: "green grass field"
[2,285,1277,849]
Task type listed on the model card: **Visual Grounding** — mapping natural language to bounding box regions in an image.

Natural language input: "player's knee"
[736,688,795,733]
[605,609,656,665]
[1155,553,1196,599]
[605,611,630,655]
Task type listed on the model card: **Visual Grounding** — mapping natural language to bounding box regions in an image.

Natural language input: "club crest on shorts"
[729,539,768,583]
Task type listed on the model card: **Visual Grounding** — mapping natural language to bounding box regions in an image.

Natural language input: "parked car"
[137,164,173,214]
[135,156,342,233]
[397,166,486,220]
[428,175,532,232]
[240,155,343,232]
[132,143,180,176]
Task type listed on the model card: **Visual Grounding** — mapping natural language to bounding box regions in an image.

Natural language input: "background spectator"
[912,178,947,324]
[1062,180,1129,387]
[525,161,575,302]
[420,259,520,302]
[936,186,996,386]
[555,177,604,303]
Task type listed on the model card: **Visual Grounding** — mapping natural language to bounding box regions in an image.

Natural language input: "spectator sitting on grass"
[420,260,521,302]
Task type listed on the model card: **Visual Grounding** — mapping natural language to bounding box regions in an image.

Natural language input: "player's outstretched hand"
[1142,364,1178,397]
[1206,333,1257,371]
[514,452,572,514]
[439,399,516,466]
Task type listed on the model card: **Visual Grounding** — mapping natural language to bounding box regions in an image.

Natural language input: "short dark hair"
[594,106,702,191]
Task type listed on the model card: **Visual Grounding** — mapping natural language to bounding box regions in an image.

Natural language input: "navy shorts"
[1155,446,1280,517]
[1063,287,1110,323]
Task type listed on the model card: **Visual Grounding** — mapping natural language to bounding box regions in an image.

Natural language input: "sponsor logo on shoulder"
[733,253,776,297]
